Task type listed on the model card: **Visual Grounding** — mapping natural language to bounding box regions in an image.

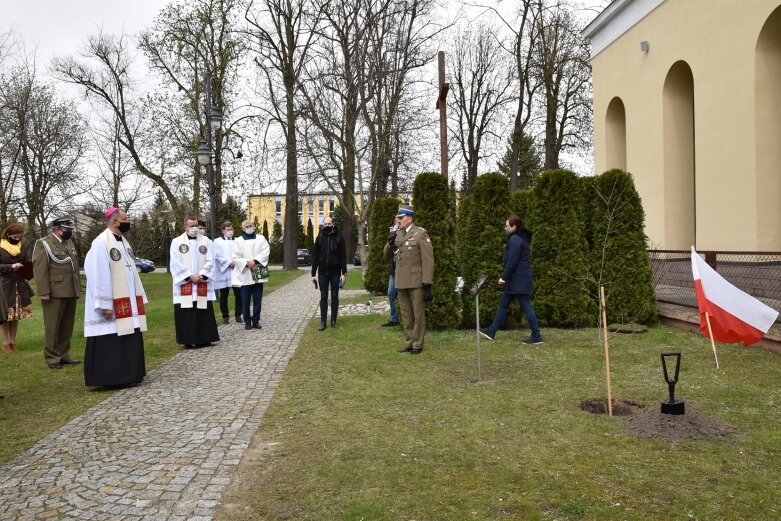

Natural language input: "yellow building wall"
[591,0,781,250]
[246,194,369,240]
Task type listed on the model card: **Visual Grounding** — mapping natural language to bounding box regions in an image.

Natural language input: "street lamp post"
[196,73,222,239]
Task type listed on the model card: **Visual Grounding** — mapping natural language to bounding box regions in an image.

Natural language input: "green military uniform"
[33,227,81,366]
[384,223,434,351]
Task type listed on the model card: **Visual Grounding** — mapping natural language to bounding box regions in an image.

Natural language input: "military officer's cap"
[396,204,416,217]
[51,217,75,229]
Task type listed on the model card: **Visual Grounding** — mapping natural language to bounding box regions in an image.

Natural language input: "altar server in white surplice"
[83,207,147,387]
[169,216,219,348]
[232,219,270,330]
[213,221,242,325]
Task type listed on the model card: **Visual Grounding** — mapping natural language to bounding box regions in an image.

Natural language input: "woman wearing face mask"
[479,215,544,345]
[0,224,34,353]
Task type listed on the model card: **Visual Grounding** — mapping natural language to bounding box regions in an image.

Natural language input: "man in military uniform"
[32,217,82,369]
[383,204,434,355]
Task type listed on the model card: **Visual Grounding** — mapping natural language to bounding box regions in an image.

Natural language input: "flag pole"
[600,286,613,417]
[704,311,720,369]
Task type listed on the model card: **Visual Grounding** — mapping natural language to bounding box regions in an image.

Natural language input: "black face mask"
[118,222,131,234]
[323,225,333,233]
[61,231,73,241]
[7,237,20,245]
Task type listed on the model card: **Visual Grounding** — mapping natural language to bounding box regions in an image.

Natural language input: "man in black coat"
[310,215,347,330]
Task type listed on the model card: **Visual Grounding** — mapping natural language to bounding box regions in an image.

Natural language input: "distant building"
[247,192,410,239]
[583,0,781,250]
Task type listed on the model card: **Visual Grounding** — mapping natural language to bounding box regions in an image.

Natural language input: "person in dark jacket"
[480,215,543,345]
[311,215,347,330]
[381,218,400,327]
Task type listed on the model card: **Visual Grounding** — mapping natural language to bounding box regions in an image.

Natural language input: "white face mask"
[198,228,206,236]
[224,231,233,239]
[244,227,254,235]
[187,227,199,238]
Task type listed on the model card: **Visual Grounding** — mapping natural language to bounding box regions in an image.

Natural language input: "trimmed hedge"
[527,169,595,327]
[586,169,657,325]
[364,197,401,294]
[414,172,460,330]
[457,173,512,328]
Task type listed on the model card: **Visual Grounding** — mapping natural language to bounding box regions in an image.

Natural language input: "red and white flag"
[691,247,779,347]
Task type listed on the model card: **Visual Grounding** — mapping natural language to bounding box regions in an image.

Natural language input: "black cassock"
[84,329,146,387]
[174,302,220,346]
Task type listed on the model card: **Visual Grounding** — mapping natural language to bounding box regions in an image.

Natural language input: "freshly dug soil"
[580,398,645,416]
[623,401,740,441]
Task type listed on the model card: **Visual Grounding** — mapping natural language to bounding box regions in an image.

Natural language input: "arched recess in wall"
[605,97,627,171]
[663,61,695,249]
[756,6,781,250]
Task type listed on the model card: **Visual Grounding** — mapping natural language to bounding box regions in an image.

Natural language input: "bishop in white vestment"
[83,208,147,387]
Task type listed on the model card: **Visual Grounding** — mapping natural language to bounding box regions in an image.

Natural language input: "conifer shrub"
[586,169,658,325]
[270,220,283,264]
[510,189,532,220]
[457,173,512,328]
[527,169,595,327]
[413,172,460,330]
[364,197,400,294]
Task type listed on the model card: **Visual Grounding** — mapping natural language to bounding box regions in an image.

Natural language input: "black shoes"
[235,316,243,324]
[398,346,422,354]
[479,328,495,341]
[409,348,423,355]
[398,346,413,353]
[61,359,81,365]
[244,323,252,330]
[319,321,327,331]
[48,363,62,369]
[253,323,262,329]
[381,321,400,327]
[330,319,337,328]
[222,316,230,325]
[522,335,544,345]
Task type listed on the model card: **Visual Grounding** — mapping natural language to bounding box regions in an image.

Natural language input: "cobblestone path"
[0,274,318,521]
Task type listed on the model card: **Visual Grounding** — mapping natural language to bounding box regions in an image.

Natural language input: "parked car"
[135,258,156,273]
[297,248,311,265]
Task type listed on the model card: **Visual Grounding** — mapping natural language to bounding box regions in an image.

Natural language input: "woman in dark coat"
[0,223,34,352]
[480,215,543,345]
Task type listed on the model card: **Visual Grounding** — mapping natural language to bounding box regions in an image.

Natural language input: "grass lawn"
[0,267,306,465]
[215,317,781,520]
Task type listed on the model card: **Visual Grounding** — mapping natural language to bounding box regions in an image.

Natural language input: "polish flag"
[691,247,779,347]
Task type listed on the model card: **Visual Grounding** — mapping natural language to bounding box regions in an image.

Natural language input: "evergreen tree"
[497,131,542,189]
[332,204,358,250]
[587,169,657,325]
[270,220,283,264]
[527,169,594,327]
[364,197,400,294]
[510,189,532,221]
[262,219,269,241]
[219,195,245,229]
[305,218,314,250]
[457,173,512,328]
[413,172,460,330]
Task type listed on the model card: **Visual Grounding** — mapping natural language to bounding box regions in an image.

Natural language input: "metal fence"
[649,250,781,323]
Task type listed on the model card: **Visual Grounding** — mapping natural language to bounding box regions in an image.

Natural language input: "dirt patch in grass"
[623,402,741,441]
[580,398,645,416]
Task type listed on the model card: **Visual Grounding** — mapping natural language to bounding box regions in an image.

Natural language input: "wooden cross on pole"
[436,51,450,178]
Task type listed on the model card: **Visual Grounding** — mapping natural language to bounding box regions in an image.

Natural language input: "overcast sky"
[4,0,607,68]
[3,0,163,72]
